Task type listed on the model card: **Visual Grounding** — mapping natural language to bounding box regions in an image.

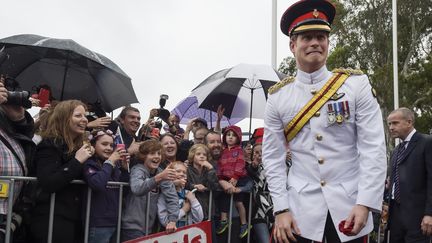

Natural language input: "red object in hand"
[151,128,160,138]
[38,88,50,107]
[116,144,126,160]
[338,220,354,235]
[116,144,125,150]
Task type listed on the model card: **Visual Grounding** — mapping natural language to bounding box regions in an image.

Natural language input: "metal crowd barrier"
[0,176,127,243]
[0,175,391,243]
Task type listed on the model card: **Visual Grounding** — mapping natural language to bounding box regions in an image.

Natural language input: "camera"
[154,120,163,130]
[6,90,31,108]
[156,94,170,123]
[159,94,169,108]
[3,77,32,108]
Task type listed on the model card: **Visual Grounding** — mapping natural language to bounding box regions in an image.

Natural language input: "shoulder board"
[268,76,295,94]
[332,68,364,75]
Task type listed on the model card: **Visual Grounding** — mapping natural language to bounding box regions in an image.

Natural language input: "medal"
[336,114,344,124]
[343,101,350,120]
[327,104,336,124]
[334,102,345,124]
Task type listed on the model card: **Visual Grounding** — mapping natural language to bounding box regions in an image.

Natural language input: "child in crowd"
[186,144,220,220]
[246,142,274,243]
[216,125,251,238]
[121,140,179,242]
[83,129,130,243]
[158,161,203,227]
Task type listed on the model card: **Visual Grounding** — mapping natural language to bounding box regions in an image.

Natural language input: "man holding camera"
[176,118,209,162]
[0,79,35,241]
[163,114,185,138]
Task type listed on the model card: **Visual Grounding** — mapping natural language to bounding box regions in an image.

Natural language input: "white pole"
[392,0,399,110]
[271,0,277,69]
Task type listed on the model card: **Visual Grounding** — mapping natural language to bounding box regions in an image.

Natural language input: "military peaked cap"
[280,0,336,36]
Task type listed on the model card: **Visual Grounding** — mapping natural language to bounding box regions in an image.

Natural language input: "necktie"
[393,141,407,203]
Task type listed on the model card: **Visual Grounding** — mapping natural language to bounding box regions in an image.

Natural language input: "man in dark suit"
[387,107,432,242]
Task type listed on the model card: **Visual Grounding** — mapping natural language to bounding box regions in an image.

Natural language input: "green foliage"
[278,56,297,76]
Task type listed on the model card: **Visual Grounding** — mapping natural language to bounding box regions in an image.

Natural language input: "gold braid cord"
[268,76,295,94]
[332,68,364,75]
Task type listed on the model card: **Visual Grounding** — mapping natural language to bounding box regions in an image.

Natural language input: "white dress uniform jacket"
[263,66,387,242]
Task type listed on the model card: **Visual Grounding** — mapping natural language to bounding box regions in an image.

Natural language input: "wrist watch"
[274,208,290,216]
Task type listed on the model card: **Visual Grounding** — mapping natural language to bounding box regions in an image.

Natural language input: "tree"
[278,56,296,76]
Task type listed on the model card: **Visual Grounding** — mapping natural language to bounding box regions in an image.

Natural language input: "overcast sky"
[1,0,295,131]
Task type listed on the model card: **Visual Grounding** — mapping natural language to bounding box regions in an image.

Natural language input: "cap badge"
[313,9,319,18]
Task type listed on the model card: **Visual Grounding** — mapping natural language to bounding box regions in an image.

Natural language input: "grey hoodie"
[121,163,178,234]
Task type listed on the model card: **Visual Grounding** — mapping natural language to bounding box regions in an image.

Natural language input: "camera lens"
[5,90,32,108]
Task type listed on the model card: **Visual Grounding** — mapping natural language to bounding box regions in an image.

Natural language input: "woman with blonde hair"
[30,100,94,243]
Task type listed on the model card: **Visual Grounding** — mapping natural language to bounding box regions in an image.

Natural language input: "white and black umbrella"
[191,63,285,135]
[0,34,138,112]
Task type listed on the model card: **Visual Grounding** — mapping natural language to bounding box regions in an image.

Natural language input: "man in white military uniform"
[262,0,387,242]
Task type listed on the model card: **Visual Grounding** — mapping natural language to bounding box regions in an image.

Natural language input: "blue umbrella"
[171,96,243,128]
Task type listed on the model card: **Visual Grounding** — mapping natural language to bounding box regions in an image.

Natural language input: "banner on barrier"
[125,220,212,243]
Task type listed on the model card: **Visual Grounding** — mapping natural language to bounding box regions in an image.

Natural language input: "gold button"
[310,89,317,95]
[320,180,326,186]
[318,157,324,164]
[316,134,323,141]
[314,111,321,117]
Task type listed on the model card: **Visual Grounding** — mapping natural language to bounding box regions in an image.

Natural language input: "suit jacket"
[388,131,432,229]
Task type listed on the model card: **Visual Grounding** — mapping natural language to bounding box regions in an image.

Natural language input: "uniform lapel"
[398,131,419,164]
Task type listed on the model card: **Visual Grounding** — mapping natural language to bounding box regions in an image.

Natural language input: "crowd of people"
[1,0,432,243]
[0,79,280,243]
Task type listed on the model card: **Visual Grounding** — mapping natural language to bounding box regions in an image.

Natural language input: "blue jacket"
[83,158,129,227]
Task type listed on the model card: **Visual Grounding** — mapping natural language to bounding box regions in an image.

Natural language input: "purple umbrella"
[171,96,243,128]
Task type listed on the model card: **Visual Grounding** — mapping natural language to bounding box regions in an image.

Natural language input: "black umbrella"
[192,63,285,135]
[0,34,138,112]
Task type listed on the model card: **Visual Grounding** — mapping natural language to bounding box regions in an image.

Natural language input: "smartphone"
[116,144,126,160]
[116,143,125,151]
[38,88,50,107]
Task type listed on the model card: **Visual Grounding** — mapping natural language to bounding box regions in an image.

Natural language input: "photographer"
[138,109,161,141]
[163,114,185,139]
[177,119,209,162]
[138,95,172,141]
[0,78,36,242]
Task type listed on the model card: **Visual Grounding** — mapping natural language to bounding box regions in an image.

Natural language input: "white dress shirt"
[391,128,416,198]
